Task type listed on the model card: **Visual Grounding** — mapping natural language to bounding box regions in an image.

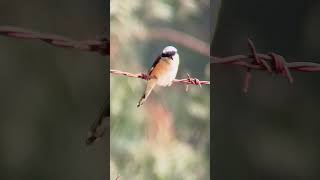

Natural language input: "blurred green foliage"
[110,0,210,179]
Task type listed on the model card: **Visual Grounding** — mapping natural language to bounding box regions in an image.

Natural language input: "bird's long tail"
[86,100,109,145]
[137,79,157,107]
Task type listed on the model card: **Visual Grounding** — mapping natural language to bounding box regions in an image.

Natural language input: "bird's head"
[161,46,178,59]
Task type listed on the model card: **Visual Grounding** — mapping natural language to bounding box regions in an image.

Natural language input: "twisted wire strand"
[110,69,210,86]
[0,26,109,55]
[2,25,320,91]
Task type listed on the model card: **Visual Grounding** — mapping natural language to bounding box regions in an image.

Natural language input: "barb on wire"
[110,69,210,87]
[211,38,320,92]
[0,26,109,55]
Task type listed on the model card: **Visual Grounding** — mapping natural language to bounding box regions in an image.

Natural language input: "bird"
[137,46,180,107]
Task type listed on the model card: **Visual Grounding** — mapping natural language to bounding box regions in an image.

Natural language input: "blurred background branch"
[134,27,210,57]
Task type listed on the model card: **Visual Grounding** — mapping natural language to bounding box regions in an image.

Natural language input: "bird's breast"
[150,56,179,86]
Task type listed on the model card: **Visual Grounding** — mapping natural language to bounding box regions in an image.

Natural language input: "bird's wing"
[148,55,161,76]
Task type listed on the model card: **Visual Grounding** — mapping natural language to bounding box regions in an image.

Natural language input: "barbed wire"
[211,38,320,92]
[133,27,320,91]
[2,25,320,92]
[110,69,210,88]
[0,26,109,55]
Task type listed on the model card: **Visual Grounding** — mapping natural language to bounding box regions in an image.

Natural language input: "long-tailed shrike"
[137,46,180,107]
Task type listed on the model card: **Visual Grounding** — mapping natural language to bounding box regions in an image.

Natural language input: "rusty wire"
[211,38,320,92]
[134,27,320,91]
[212,52,320,72]
[0,26,109,55]
[110,69,210,87]
[1,26,320,91]
[0,25,209,89]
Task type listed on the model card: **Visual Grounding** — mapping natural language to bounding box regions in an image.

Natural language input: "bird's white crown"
[162,46,177,54]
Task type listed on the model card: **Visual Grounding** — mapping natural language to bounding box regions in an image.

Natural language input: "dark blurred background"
[212,0,320,180]
[0,0,107,180]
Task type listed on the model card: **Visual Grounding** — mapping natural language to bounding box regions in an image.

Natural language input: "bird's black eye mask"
[161,51,176,59]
